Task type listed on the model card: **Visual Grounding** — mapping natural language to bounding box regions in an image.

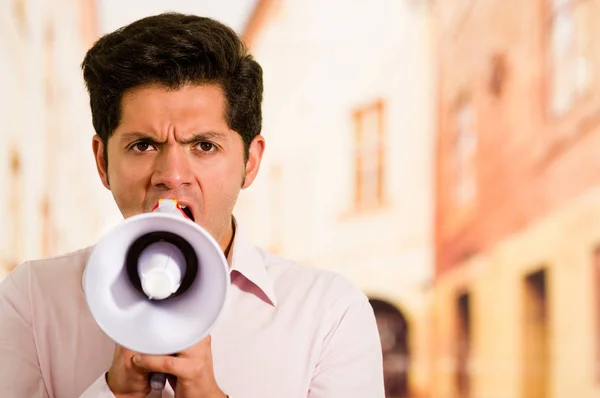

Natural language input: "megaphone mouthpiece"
[137,240,186,300]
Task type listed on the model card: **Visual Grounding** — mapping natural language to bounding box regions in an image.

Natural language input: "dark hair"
[81,12,263,163]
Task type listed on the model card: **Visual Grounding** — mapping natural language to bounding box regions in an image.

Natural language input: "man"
[0,13,385,398]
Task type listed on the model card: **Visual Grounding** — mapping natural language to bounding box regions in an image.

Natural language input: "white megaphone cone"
[83,199,230,390]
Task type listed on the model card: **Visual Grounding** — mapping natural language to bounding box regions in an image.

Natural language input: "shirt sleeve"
[308,294,385,398]
[0,264,50,398]
[0,265,114,398]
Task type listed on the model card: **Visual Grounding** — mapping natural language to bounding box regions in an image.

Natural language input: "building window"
[41,195,54,257]
[44,22,56,104]
[9,150,22,267]
[594,248,600,381]
[547,0,595,116]
[12,0,26,34]
[522,269,550,398]
[456,292,471,398]
[452,99,477,207]
[353,100,385,211]
[488,53,508,97]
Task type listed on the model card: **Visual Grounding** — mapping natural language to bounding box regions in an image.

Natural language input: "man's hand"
[106,345,151,398]
[132,335,226,398]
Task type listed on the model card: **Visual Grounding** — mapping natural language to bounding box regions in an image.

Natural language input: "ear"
[242,135,265,189]
[92,134,111,190]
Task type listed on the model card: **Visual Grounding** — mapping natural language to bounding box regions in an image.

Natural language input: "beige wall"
[0,0,122,275]
[237,0,437,394]
[432,186,600,398]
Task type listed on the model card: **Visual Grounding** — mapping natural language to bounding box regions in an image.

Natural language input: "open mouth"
[180,205,195,222]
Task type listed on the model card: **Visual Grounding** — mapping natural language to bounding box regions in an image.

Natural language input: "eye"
[131,142,156,152]
[196,142,216,152]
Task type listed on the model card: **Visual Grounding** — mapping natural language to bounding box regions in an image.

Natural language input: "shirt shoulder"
[260,249,368,309]
[3,247,93,299]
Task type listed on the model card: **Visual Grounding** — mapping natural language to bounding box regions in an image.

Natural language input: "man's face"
[92,83,265,251]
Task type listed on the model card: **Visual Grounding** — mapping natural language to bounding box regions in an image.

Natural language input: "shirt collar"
[227,217,278,307]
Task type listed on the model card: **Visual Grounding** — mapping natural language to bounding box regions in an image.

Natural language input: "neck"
[220,217,235,264]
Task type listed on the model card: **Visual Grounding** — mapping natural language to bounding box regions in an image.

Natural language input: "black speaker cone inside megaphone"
[125,231,198,300]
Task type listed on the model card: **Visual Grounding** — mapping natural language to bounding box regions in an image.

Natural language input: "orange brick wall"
[434,0,600,275]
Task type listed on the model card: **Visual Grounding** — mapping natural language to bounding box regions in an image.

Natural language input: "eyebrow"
[119,131,228,145]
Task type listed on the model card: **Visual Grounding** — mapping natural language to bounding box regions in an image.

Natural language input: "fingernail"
[133,355,141,363]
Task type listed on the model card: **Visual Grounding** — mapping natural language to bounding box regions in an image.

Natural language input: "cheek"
[110,154,152,184]
[196,155,245,187]
[108,158,150,207]
[197,163,243,206]
[203,173,242,202]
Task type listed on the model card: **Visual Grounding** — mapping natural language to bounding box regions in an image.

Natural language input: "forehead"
[118,83,228,129]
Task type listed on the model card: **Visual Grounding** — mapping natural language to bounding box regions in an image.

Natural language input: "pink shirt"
[0,223,384,397]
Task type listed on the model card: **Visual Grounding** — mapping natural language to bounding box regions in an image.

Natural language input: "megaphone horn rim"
[82,212,231,355]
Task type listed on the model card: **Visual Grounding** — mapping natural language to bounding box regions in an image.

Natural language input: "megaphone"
[83,199,230,389]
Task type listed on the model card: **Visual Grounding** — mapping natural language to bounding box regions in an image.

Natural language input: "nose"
[151,145,193,190]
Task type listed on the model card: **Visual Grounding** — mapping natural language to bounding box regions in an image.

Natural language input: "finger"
[115,345,140,365]
[133,354,184,376]
[167,374,178,390]
[133,354,198,379]
[176,336,212,359]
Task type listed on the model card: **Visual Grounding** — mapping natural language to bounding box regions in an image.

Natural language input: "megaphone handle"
[149,372,167,390]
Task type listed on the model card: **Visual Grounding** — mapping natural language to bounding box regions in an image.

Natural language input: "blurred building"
[0,0,121,280]
[432,0,600,397]
[238,0,437,396]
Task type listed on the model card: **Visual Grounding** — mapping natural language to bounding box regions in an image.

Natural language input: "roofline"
[241,0,276,48]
